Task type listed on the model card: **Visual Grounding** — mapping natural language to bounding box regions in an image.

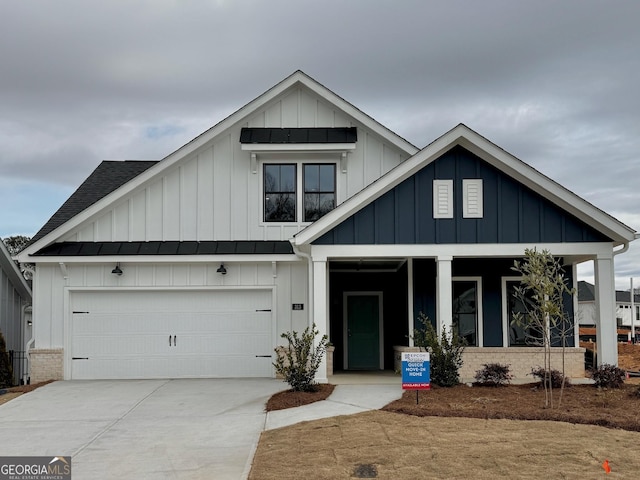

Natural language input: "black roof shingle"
[30,161,158,244]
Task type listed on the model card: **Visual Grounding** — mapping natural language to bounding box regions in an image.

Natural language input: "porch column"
[407,258,415,346]
[312,257,329,382]
[572,263,580,348]
[594,253,617,366]
[436,256,453,336]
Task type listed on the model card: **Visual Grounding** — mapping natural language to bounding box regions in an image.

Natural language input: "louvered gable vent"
[463,179,483,218]
[433,180,453,218]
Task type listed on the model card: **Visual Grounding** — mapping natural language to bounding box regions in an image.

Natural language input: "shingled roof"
[30,160,157,243]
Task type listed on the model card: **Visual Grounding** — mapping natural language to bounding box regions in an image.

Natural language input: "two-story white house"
[17,71,636,382]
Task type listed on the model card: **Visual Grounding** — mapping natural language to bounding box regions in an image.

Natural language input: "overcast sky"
[1,0,639,289]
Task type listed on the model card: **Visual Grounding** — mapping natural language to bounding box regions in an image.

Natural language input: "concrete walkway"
[266,373,403,430]
[0,376,404,480]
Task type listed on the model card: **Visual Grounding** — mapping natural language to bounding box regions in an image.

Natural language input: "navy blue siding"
[314,146,610,245]
[411,258,575,347]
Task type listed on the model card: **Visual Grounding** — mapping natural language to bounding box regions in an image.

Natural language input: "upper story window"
[304,164,335,222]
[264,163,336,223]
[264,164,296,222]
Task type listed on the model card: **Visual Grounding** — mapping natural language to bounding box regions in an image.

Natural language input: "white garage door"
[70,290,274,379]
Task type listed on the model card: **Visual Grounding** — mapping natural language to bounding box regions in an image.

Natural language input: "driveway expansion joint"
[71,379,171,457]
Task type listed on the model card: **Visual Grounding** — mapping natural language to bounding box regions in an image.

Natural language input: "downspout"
[23,303,34,385]
[613,238,639,342]
[291,241,314,330]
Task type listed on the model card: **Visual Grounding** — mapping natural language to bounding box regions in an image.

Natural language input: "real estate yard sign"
[401,352,430,390]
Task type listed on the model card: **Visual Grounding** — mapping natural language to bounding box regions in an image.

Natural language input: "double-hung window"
[264,164,296,222]
[264,163,336,222]
[303,164,335,222]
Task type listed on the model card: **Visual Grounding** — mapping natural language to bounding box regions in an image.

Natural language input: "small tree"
[273,324,328,392]
[511,248,575,408]
[2,235,31,255]
[413,312,465,387]
[2,235,33,281]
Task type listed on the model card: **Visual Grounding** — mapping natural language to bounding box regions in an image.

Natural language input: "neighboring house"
[578,280,640,339]
[0,238,32,384]
[17,71,637,383]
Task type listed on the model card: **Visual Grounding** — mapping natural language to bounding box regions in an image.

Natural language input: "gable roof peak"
[19,71,420,257]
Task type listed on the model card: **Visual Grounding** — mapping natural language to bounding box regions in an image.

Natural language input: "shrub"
[273,324,328,392]
[589,364,626,389]
[530,367,571,389]
[0,331,14,388]
[413,313,465,387]
[474,363,513,387]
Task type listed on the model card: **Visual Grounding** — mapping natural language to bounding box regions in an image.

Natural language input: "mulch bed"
[383,382,640,432]
[266,383,335,411]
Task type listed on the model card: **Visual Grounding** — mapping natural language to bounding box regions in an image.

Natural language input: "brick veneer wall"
[30,349,64,383]
[394,346,586,380]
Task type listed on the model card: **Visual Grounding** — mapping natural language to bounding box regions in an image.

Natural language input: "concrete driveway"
[0,379,284,479]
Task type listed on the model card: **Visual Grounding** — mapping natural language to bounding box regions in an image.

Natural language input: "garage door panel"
[71,290,274,379]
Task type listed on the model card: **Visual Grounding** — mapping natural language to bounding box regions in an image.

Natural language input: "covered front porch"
[311,244,618,381]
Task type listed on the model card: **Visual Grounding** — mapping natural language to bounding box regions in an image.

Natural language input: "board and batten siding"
[61,86,410,244]
[0,267,26,352]
[31,261,308,351]
[314,146,611,245]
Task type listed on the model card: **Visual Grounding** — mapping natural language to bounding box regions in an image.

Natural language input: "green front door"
[346,294,381,370]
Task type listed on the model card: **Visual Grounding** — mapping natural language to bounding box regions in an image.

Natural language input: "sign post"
[401,352,430,404]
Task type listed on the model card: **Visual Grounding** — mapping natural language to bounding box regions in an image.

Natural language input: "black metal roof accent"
[30,161,158,244]
[240,127,357,144]
[33,241,295,256]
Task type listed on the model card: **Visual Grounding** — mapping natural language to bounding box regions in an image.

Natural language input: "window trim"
[303,163,336,223]
[263,163,297,223]
[502,276,520,347]
[452,276,483,347]
[260,159,338,225]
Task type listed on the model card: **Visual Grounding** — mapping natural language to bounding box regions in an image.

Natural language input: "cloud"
[0,0,639,282]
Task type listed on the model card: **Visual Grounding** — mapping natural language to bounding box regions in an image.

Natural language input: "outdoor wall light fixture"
[216,263,227,275]
[111,264,123,276]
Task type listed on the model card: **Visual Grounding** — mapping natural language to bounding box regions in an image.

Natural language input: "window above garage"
[241,128,357,175]
[264,162,336,223]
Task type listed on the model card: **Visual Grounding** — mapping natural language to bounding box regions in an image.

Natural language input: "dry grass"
[0,392,22,406]
[251,410,640,479]
[253,348,640,480]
